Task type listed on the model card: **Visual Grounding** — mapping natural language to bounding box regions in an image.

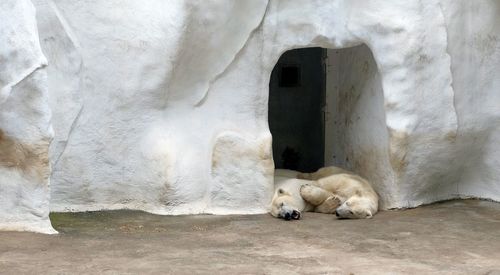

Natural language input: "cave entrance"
[268,47,326,172]
[269,44,386,176]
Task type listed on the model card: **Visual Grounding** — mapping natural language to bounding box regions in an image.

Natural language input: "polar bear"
[270,167,378,220]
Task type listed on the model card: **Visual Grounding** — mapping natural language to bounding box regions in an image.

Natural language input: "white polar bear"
[270,171,314,220]
[270,167,379,220]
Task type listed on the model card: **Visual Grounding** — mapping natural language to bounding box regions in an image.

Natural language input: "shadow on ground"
[1,200,500,274]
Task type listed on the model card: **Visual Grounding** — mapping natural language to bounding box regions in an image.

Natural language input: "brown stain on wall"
[352,148,381,180]
[350,146,389,203]
[158,181,174,206]
[259,136,275,176]
[445,131,457,142]
[337,85,362,127]
[0,129,49,182]
[361,60,370,74]
[211,133,274,178]
[388,130,410,174]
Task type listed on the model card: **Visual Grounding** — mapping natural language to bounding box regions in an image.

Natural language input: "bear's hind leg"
[300,184,333,206]
[315,196,342,214]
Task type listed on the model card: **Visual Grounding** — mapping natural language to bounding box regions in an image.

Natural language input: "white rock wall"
[0,0,499,233]
[0,0,55,234]
[438,0,500,201]
[42,0,272,214]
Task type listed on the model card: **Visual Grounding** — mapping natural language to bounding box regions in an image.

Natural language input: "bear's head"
[335,196,375,219]
[270,188,301,220]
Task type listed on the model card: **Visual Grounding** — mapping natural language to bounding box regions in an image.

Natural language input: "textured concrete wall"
[437,0,500,201]
[0,0,55,233]
[325,45,393,208]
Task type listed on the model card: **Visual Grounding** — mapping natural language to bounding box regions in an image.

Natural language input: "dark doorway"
[268,47,326,172]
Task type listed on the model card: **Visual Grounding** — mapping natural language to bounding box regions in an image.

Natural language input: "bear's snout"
[280,209,301,221]
[284,212,292,220]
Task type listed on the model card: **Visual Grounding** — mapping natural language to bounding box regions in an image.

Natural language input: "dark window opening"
[279,65,301,87]
[269,48,326,173]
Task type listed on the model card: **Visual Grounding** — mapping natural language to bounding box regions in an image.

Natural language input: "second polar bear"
[271,167,378,219]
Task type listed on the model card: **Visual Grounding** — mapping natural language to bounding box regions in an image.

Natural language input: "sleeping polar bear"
[270,167,378,220]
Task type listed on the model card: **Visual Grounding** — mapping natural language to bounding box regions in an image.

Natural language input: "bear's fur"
[269,174,313,220]
[271,166,378,220]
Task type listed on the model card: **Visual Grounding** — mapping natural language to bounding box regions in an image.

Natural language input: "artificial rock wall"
[0,0,499,233]
[0,0,55,233]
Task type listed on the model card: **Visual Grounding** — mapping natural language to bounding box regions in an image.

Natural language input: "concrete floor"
[1,200,500,274]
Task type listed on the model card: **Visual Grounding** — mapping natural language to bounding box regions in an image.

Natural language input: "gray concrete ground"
[1,200,500,274]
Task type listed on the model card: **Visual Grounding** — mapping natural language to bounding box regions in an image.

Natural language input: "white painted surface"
[0,0,55,234]
[438,0,500,202]
[0,0,499,233]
